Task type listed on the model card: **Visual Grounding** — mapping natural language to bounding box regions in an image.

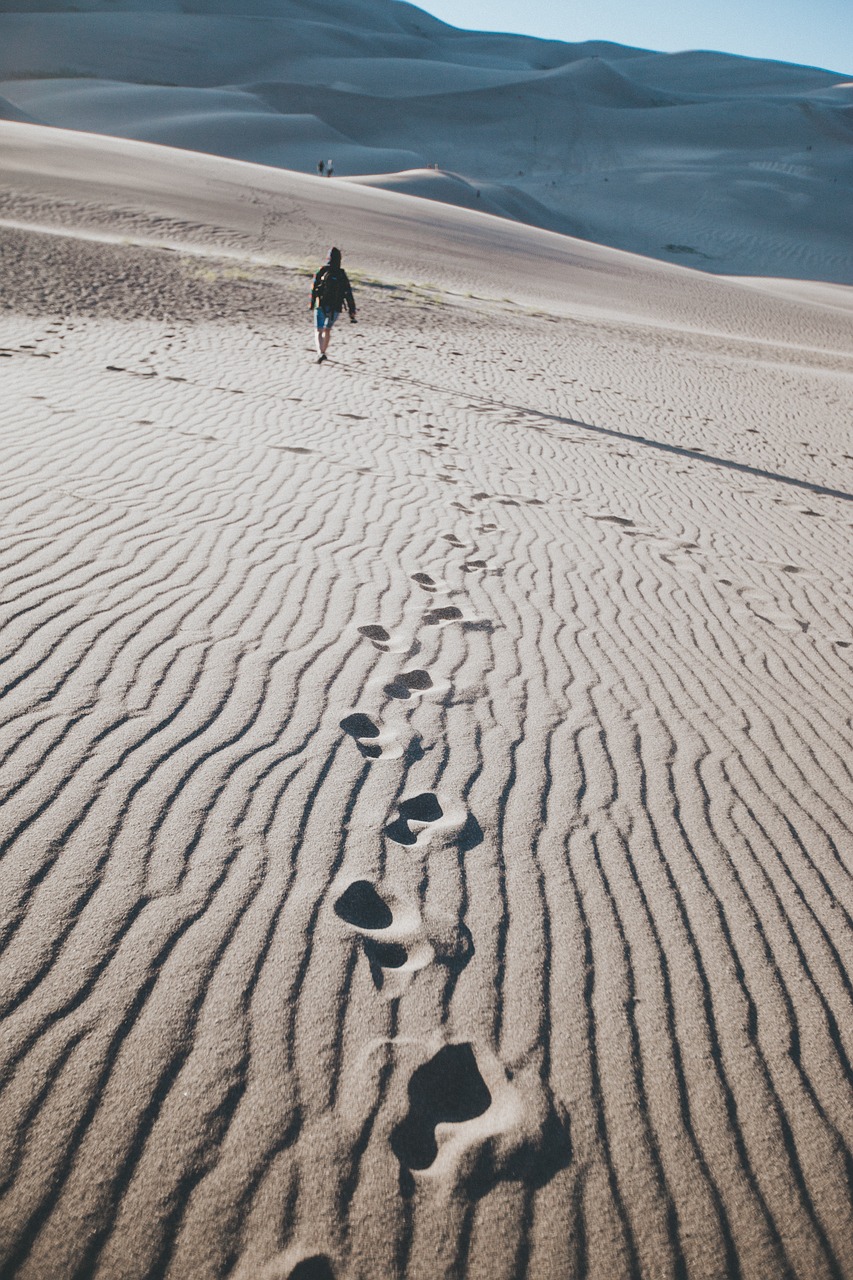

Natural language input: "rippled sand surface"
[1,130,852,1280]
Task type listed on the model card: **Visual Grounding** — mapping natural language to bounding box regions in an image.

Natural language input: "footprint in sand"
[440,533,465,547]
[735,587,809,634]
[357,623,409,654]
[657,540,705,574]
[334,879,394,929]
[391,1045,490,1176]
[390,1043,571,1197]
[340,713,404,760]
[421,605,494,633]
[358,623,390,645]
[249,1247,337,1279]
[423,605,463,627]
[284,1258,336,1280]
[411,572,446,594]
[332,879,472,997]
[590,513,635,527]
[385,792,443,843]
[384,669,438,700]
[384,793,483,852]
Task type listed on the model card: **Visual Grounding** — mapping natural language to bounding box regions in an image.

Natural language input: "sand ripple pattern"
[0,237,852,1280]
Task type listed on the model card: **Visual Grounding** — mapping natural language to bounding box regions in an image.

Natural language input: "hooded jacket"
[311,248,356,316]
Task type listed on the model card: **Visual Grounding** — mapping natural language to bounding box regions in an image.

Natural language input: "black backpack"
[317,267,346,313]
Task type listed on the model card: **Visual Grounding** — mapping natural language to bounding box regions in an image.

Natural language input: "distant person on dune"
[317,159,325,176]
[310,246,356,364]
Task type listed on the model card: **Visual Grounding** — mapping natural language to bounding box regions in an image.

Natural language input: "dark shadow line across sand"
[380,372,853,504]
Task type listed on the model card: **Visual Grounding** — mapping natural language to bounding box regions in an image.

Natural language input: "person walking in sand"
[310,246,356,363]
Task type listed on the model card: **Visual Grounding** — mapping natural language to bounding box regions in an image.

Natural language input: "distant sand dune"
[0,0,851,280]
[0,130,852,1279]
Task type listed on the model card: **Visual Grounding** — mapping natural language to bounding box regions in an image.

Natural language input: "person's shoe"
[317,353,327,363]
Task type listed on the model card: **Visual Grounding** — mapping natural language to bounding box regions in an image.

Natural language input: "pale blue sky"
[416,0,853,76]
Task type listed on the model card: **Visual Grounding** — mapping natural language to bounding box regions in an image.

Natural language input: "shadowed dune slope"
[0,0,852,280]
[0,131,852,1280]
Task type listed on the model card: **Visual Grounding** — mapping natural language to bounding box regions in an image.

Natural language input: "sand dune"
[0,126,852,1279]
[4,121,852,346]
[339,170,574,236]
[0,0,851,280]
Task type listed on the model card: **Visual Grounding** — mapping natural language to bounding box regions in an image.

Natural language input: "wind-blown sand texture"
[1,126,853,1280]
[1,0,852,281]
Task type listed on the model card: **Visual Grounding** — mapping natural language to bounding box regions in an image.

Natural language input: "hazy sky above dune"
[416,0,853,76]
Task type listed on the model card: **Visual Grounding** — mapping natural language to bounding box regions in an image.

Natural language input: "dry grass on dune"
[0,217,852,1280]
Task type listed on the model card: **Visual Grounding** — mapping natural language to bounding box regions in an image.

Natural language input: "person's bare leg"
[319,327,332,355]
[314,325,323,356]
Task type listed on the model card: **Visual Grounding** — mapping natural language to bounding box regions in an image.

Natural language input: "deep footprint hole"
[391,1044,492,1172]
[384,681,412,701]
[425,606,463,625]
[384,817,417,846]
[401,669,433,692]
[358,624,390,642]
[400,792,443,823]
[287,1259,336,1280]
[334,881,393,930]
[364,939,409,973]
[340,713,380,740]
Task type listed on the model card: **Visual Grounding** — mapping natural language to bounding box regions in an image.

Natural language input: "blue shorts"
[315,307,340,330]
